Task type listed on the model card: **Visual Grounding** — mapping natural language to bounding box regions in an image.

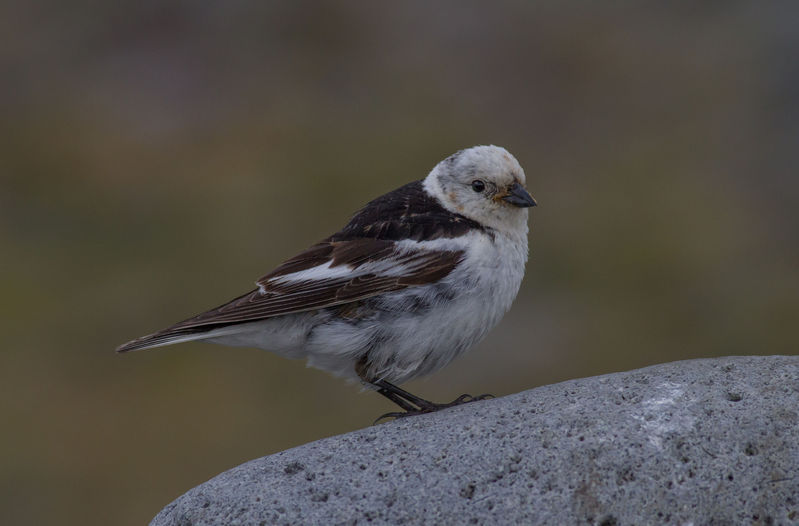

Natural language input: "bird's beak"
[501,182,537,208]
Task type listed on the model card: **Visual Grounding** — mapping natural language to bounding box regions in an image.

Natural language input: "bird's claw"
[373,392,496,424]
[373,410,425,424]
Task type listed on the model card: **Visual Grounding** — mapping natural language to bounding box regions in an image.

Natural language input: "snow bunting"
[117,145,536,418]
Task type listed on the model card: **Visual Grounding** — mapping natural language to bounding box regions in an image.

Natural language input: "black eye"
[471,180,486,193]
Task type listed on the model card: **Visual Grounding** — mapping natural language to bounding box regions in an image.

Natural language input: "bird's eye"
[471,180,486,193]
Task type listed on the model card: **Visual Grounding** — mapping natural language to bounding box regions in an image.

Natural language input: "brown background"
[2,2,798,524]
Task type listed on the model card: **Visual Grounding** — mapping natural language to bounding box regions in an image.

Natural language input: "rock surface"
[151,356,799,525]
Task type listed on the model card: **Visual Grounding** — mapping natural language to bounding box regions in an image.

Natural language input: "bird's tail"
[116,289,264,353]
[116,322,253,353]
[115,326,218,353]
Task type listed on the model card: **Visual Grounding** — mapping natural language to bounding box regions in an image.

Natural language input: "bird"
[117,145,536,420]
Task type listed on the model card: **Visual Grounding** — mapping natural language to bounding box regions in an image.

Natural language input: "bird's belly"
[304,263,523,384]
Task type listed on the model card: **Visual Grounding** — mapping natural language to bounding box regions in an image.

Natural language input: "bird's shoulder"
[333,180,485,242]
[259,181,482,283]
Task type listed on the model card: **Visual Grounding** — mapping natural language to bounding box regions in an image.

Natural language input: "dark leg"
[373,382,419,413]
[355,355,494,423]
[371,378,494,423]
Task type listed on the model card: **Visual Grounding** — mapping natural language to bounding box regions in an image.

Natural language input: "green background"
[2,2,797,524]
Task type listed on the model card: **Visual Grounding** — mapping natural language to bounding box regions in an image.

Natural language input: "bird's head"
[424,145,536,234]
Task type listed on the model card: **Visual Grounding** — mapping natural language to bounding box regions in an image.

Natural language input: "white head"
[423,145,536,234]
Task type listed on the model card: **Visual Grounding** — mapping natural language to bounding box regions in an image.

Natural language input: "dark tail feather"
[116,325,217,353]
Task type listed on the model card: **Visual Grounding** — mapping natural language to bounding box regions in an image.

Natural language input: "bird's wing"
[116,238,463,352]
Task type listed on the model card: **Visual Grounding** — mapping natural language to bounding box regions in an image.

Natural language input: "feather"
[116,246,463,353]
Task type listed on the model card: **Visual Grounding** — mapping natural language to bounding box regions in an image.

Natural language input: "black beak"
[502,182,537,208]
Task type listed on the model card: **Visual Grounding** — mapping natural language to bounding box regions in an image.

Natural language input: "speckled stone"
[150,356,799,525]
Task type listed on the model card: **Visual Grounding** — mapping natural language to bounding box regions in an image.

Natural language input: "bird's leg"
[373,382,420,413]
[372,379,436,410]
[371,379,495,423]
[356,356,494,423]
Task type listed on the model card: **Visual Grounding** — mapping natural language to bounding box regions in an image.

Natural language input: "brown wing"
[116,239,463,352]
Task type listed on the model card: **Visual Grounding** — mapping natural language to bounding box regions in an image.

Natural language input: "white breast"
[345,228,529,383]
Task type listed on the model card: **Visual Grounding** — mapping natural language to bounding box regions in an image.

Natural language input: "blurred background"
[2,1,798,524]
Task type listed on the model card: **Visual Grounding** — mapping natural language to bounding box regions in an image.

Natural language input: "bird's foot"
[415,392,495,411]
[373,393,495,424]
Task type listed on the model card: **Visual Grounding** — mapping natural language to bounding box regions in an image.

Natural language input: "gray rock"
[151,356,799,525]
